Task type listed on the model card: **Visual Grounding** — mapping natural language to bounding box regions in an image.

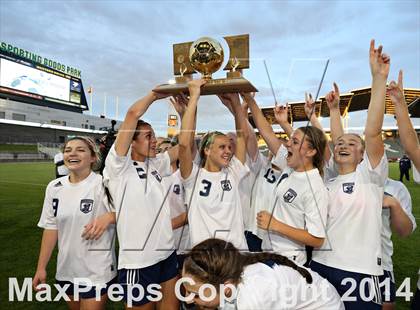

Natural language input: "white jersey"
[54,152,69,176]
[248,154,283,239]
[38,172,116,286]
[313,152,388,276]
[239,154,261,231]
[221,262,344,310]
[182,156,249,250]
[324,155,338,182]
[163,170,190,254]
[103,145,175,269]
[260,148,329,265]
[382,178,416,272]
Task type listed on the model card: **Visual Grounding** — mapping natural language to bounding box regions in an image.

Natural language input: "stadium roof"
[248,87,420,126]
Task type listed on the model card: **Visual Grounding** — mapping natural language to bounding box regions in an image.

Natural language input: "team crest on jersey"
[342,182,355,194]
[80,199,93,214]
[173,184,181,195]
[283,188,297,203]
[220,180,232,191]
[151,170,162,182]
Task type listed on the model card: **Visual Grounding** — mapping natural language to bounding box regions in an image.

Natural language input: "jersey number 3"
[199,180,212,197]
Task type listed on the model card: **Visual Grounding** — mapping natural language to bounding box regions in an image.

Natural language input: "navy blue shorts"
[379,270,396,303]
[119,251,178,306]
[56,277,116,299]
[244,231,262,252]
[310,260,382,309]
[412,287,420,310]
[176,253,186,272]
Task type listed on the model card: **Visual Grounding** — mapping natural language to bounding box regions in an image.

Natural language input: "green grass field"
[0,162,418,309]
[0,144,38,153]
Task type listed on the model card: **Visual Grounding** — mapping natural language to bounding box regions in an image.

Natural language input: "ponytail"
[183,238,313,291]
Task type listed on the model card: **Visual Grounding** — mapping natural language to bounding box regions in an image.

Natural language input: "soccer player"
[179,79,249,250]
[217,95,262,251]
[182,238,344,309]
[33,136,116,310]
[248,151,284,251]
[243,92,329,266]
[103,89,182,309]
[311,40,391,309]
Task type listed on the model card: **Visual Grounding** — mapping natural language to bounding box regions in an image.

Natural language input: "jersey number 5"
[199,180,212,197]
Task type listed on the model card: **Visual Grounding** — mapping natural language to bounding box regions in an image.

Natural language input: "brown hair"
[198,131,226,167]
[297,126,327,177]
[132,120,152,141]
[63,136,101,170]
[183,238,312,290]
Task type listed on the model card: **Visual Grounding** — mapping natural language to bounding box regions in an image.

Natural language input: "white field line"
[0,180,47,187]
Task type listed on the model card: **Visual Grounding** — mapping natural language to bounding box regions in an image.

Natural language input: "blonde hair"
[198,131,226,167]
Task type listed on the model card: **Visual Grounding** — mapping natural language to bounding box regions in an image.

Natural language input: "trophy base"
[153,77,258,96]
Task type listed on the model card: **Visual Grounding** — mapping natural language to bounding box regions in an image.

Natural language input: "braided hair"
[183,238,312,290]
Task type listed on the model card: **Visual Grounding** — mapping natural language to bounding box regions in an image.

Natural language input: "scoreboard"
[0,43,88,112]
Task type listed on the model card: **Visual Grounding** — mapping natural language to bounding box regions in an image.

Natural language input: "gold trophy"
[153,34,258,95]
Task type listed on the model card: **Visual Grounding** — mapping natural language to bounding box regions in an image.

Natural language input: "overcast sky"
[1,0,419,136]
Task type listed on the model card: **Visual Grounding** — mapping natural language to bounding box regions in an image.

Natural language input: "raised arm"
[387,70,420,170]
[304,93,331,162]
[325,83,344,145]
[219,93,247,164]
[220,94,259,161]
[179,80,206,179]
[115,90,168,156]
[273,104,293,138]
[166,94,189,163]
[242,93,283,155]
[365,39,390,168]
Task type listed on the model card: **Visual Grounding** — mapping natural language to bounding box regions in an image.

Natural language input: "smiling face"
[131,123,157,161]
[333,134,364,170]
[205,135,232,169]
[285,129,316,171]
[63,139,96,173]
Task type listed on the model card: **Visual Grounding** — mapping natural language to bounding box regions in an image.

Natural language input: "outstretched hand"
[218,93,241,109]
[274,104,289,124]
[188,79,207,98]
[325,83,340,110]
[387,70,405,105]
[304,92,316,119]
[369,39,390,78]
[240,92,255,103]
[170,93,189,117]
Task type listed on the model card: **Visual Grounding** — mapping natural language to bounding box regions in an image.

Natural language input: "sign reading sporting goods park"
[0,42,81,78]
[0,42,88,110]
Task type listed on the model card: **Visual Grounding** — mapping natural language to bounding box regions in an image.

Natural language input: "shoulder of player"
[46,175,68,190]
